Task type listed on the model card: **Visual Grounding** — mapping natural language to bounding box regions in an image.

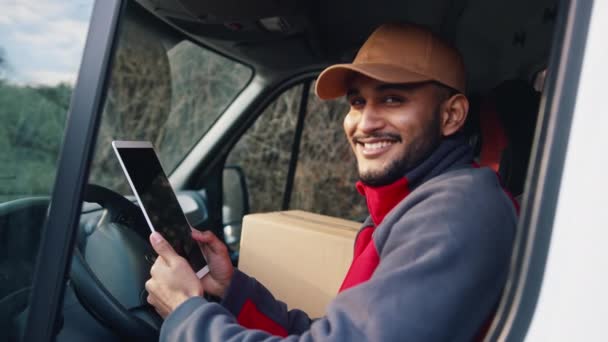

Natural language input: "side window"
[0,1,94,338]
[226,84,303,213]
[223,81,367,249]
[289,82,367,221]
[89,11,252,194]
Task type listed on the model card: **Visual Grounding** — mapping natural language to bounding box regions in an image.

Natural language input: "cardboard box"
[238,210,361,317]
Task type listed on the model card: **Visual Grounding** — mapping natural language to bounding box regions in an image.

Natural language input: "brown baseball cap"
[315,23,466,99]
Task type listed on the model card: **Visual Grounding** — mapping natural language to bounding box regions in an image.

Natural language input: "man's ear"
[440,94,469,136]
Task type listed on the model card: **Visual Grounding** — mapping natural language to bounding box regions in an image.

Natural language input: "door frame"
[23,1,125,340]
[486,0,594,340]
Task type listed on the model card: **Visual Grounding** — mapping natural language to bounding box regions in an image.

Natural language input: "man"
[145,23,517,341]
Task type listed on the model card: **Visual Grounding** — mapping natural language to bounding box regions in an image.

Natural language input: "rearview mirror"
[222,165,249,248]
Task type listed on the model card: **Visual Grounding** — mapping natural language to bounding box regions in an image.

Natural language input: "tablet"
[112,141,208,279]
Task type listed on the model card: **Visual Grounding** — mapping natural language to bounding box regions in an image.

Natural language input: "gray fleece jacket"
[160,136,517,341]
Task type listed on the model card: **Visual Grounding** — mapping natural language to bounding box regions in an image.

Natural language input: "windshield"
[88,5,252,193]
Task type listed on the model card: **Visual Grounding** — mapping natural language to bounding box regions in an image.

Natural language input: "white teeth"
[363,141,393,150]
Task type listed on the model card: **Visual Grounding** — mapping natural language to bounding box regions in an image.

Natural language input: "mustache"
[352,132,403,144]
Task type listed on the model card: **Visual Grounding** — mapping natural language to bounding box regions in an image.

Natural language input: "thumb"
[150,231,179,264]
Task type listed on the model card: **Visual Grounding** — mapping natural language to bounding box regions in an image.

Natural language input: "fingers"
[145,279,158,307]
[190,228,214,243]
[150,232,179,265]
[150,256,163,277]
[145,278,155,296]
[145,279,169,318]
[191,229,227,254]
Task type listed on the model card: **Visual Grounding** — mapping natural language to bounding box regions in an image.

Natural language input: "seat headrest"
[493,80,540,196]
[493,80,540,149]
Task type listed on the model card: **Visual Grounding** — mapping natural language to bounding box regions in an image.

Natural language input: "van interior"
[1,0,559,340]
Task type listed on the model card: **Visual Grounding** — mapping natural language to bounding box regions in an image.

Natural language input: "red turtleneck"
[339,178,411,292]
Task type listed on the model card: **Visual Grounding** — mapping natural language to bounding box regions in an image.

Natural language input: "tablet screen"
[114,145,206,272]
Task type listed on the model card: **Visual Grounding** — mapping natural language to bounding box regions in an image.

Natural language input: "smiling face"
[344,75,463,186]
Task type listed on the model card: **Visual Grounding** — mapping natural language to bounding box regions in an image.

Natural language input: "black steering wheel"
[70,184,161,340]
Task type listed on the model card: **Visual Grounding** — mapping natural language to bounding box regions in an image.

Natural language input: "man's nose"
[357,106,385,133]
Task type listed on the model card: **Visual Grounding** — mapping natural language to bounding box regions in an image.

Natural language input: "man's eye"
[384,96,403,104]
[349,97,365,107]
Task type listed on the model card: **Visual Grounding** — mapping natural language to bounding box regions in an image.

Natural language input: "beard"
[358,106,443,187]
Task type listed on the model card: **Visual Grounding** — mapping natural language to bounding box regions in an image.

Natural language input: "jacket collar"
[356,134,474,226]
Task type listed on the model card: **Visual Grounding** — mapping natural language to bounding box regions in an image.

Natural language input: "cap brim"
[315,63,432,100]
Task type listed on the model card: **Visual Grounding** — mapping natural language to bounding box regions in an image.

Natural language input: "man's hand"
[145,232,204,318]
[191,229,234,298]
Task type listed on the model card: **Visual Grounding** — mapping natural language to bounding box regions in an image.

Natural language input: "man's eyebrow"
[345,82,428,98]
[346,88,359,98]
[375,83,425,92]
[346,82,430,99]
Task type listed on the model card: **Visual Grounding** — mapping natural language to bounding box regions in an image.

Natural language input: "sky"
[0,0,94,86]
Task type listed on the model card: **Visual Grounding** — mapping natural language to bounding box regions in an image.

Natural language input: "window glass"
[0,0,94,338]
[226,85,303,214]
[289,82,368,221]
[222,81,367,250]
[89,11,252,193]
